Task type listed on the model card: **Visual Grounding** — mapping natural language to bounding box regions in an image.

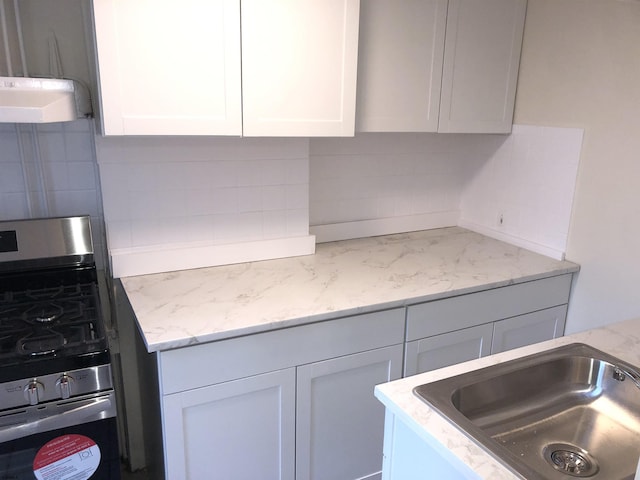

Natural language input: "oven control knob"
[24,379,44,406]
[56,374,74,400]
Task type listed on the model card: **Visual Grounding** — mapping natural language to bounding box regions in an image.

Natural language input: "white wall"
[513,0,640,333]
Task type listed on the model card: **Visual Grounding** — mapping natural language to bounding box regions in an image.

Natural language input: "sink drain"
[543,443,599,477]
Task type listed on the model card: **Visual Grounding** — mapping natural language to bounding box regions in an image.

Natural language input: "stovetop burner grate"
[0,282,104,360]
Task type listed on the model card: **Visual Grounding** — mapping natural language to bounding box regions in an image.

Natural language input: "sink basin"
[413,343,640,480]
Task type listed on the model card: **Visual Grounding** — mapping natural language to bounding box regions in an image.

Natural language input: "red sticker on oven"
[33,434,101,480]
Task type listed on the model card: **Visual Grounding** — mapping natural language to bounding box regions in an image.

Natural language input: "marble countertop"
[374,318,640,480]
[120,227,579,353]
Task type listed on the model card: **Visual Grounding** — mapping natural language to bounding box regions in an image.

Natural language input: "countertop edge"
[143,266,579,353]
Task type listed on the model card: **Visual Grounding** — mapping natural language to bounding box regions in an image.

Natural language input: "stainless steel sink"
[413,343,640,480]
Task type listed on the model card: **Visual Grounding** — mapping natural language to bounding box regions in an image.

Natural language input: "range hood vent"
[0,76,92,123]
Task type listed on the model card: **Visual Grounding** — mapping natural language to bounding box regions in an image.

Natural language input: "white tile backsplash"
[0,120,581,276]
[0,163,25,192]
[309,133,490,231]
[460,124,583,259]
[0,120,107,269]
[96,136,312,262]
[286,208,310,236]
[261,185,287,211]
[309,128,581,259]
[1,193,29,219]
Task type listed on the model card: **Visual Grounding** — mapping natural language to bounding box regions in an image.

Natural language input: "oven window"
[0,418,120,480]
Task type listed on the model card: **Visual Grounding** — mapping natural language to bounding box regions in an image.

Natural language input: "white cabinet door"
[356,0,526,134]
[92,0,242,136]
[438,0,527,133]
[241,0,360,137]
[296,345,404,480]
[404,323,493,376]
[491,305,567,354]
[163,368,296,480]
[356,0,447,132]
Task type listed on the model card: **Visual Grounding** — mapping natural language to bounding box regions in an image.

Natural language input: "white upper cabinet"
[92,0,242,136]
[356,0,447,132]
[92,0,359,136]
[438,0,527,133]
[241,0,360,137]
[356,0,527,134]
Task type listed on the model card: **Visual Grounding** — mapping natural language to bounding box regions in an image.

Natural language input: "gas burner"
[17,328,66,356]
[24,302,64,323]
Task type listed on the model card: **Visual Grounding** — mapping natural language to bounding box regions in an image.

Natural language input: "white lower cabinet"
[162,344,403,480]
[157,308,405,480]
[491,304,567,354]
[296,345,404,480]
[405,275,573,375]
[379,307,570,480]
[152,275,574,479]
[405,304,569,376]
[163,368,296,480]
[404,323,493,377]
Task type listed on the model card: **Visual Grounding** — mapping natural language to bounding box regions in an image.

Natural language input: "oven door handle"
[0,393,116,443]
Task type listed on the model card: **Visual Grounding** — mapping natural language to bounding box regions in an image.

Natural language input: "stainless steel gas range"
[0,216,120,480]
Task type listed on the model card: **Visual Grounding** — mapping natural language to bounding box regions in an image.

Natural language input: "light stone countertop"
[374,317,640,480]
[120,227,579,353]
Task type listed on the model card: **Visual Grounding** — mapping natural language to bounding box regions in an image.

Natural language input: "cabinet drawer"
[406,274,572,341]
[159,308,405,394]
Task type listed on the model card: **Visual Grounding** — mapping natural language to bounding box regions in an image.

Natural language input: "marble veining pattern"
[374,318,640,480]
[121,227,578,352]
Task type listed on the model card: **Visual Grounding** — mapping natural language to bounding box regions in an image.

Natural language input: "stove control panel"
[1,364,112,410]
[0,230,18,253]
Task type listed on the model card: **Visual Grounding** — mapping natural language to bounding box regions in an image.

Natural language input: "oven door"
[0,391,120,480]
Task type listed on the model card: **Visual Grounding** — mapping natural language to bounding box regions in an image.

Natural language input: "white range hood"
[0,76,92,123]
